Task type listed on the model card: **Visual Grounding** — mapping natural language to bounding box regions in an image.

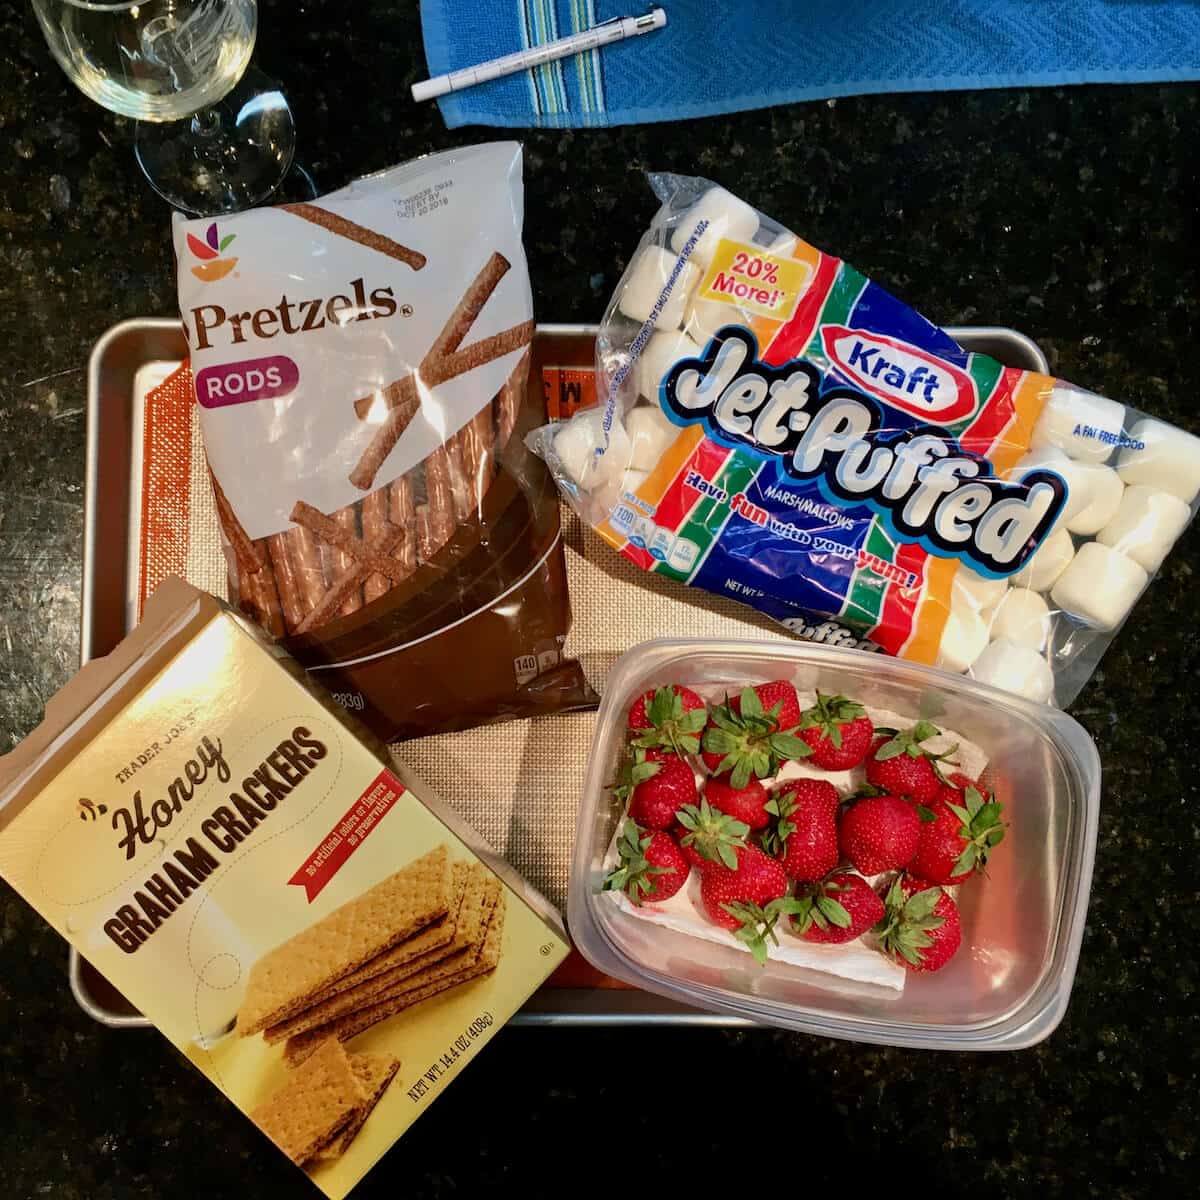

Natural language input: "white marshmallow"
[618,245,701,331]
[1010,527,1075,592]
[627,405,679,471]
[1010,446,1095,524]
[684,295,746,344]
[636,329,702,402]
[952,566,1008,613]
[553,407,632,491]
[970,639,1055,704]
[1097,485,1191,572]
[1066,463,1124,536]
[936,605,989,674]
[1116,418,1200,503]
[765,229,798,257]
[989,588,1052,651]
[1050,541,1148,631]
[1030,385,1125,464]
[620,468,649,497]
[670,186,760,270]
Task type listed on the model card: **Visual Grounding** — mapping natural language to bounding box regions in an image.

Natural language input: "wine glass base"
[135,67,296,215]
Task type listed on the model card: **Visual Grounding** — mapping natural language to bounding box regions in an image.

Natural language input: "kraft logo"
[187,221,238,283]
[820,325,978,423]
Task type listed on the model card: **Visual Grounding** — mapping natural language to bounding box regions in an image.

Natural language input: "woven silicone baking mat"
[137,366,794,910]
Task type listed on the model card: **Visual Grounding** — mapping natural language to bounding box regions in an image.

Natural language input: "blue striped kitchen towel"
[420,0,1200,128]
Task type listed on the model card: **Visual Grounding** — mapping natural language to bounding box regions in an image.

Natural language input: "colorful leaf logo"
[187,232,218,261]
[189,221,238,281]
[189,223,236,261]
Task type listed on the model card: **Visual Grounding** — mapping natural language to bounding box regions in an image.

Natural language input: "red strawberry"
[673,797,749,869]
[838,794,920,875]
[700,685,811,785]
[739,680,802,730]
[700,737,726,776]
[603,820,690,904]
[791,870,885,944]
[865,721,956,803]
[704,774,771,830]
[911,783,1006,885]
[699,844,797,964]
[798,691,875,770]
[627,685,707,756]
[762,779,840,882]
[618,751,697,831]
[875,876,962,972]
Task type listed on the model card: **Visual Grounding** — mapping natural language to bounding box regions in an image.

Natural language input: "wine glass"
[31,0,297,215]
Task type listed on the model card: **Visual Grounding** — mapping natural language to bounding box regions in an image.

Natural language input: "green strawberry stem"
[873,720,959,782]
[675,798,748,868]
[602,820,674,903]
[611,748,662,803]
[799,691,867,750]
[874,879,947,966]
[703,689,811,789]
[944,785,1006,875]
[724,897,808,966]
[791,881,852,934]
[762,792,798,856]
[632,686,708,756]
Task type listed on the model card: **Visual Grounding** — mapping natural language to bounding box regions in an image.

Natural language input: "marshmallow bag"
[528,173,1200,707]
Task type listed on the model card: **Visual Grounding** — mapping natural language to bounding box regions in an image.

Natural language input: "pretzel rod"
[426,252,510,366]
[361,487,393,604]
[267,533,307,633]
[280,203,426,271]
[452,401,496,520]
[434,320,536,388]
[496,348,531,449]
[316,534,335,596]
[351,321,536,421]
[348,254,526,490]
[420,448,458,557]
[295,525,407,635]
[443,435,473,521]
[331,506,363,617]
[353,374,416,422]
[389,476,418,576]
[347,327,529,492]
[240,538,286,638]
[348,378,420,491]
[208,468,263,575]
[290,500,415,585]
[289,525,329,617]
[415,504,436,562]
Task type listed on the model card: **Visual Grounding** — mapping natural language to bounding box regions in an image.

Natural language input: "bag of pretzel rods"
[173,143,593,740]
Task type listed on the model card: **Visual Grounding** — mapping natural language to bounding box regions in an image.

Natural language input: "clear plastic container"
[568,639,1100,1049]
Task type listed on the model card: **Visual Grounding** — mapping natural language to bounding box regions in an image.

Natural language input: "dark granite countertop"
[1,2,1197,1196]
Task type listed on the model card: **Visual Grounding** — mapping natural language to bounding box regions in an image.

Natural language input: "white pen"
[412,8,668,103]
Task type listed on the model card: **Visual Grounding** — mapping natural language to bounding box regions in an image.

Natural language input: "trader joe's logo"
[187,221,238,282]
[820,325,978,423]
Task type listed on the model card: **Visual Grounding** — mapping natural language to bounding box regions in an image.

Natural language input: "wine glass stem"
[192,108,222,138]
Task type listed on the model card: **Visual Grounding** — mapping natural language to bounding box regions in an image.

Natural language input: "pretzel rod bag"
[173,143,592,739]
[0,579,569,1198]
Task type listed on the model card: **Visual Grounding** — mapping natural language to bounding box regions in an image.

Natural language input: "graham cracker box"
[0,578,570,1196]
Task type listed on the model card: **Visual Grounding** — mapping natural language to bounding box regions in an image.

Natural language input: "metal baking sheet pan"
[75,319,1049,1029]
